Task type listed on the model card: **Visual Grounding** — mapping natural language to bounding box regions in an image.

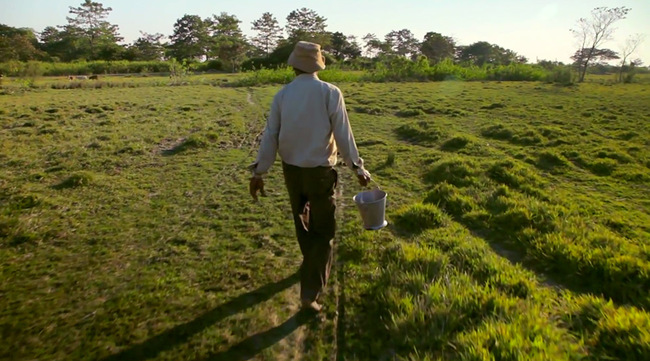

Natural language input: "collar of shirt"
[295,73,320,80]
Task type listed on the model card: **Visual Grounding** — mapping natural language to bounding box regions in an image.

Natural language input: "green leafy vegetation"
[1,79,649,360]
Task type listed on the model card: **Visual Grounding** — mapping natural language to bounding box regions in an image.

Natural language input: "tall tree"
[420,32,455,63]
[571,48,619,71]
[570,6,630,82]
[328,32,361,60]
[618,34,644,82]
[168,14,210,61]
[385,29,419,58]
[0,24,44,62]
[251,12,283,57]
[285,8,329,46]
[362,33,390,58]
[456,41,521,66]
[126,32,166,61]
[39,26,82,61]
[66,0,122,60]
[209,12,248,72]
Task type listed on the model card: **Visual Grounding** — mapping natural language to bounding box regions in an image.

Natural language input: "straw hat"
[287,41,326,73]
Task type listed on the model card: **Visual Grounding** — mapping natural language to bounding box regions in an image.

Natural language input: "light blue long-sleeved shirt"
[253,73,363,174]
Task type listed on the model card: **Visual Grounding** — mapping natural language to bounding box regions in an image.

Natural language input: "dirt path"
[246,88,308,360]
[331,178,346,361]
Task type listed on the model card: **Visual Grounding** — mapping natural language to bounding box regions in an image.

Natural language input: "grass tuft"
[53,172,95,189]
[425,156,480,187]
[441,135,470,151]
[393,203,447,233]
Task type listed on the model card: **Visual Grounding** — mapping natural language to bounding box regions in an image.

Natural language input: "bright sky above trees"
[2,0,648,63]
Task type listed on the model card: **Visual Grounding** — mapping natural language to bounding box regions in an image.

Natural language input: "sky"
[1,0,649,63]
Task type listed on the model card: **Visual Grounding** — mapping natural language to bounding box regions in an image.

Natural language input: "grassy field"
[1,77,649,360]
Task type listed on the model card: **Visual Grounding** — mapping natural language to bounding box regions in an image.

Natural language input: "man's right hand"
[249,176,266,201]
[356,168,371,187]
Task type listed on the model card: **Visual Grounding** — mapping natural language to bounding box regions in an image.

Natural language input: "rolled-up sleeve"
[253,92,282,174]
[328,87,364,170]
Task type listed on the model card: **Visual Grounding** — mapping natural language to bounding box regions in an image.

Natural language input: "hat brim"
[287,52,326,73]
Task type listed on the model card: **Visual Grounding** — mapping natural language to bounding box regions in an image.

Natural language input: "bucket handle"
[369,177,381,190]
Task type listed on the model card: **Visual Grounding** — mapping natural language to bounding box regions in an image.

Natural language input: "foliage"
[208,13,248,72]
[1,77,649,360]
[384,29,420,58]
[285,8,329,45]
[167,14,210,61]
[0,24,44,62]
[65,0,123,60]
[420,32,456,64]
[0,60,176,76]
[327,32,362,61]
[570,6,631,82]
[618,34,645,83]
[250,12,283,57]
[545,66,574,85]
[123,32,165,61]
[457,41,526,66]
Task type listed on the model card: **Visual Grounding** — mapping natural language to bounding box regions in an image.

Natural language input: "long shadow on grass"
[101,272,299,361]
[200,310,315,361]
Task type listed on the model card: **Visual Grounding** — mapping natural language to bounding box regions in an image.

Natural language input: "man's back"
[276,73,340,168]
[254,72,362,173]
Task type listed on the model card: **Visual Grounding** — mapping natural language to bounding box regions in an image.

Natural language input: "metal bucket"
[353,189,388,230]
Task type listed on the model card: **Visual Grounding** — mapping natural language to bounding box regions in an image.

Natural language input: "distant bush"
[486,63,547,81]
[0,60,177,76]
[363,58,547,82]
[231,67,363,87]
[545,66,574,85]
[195,59,224,72]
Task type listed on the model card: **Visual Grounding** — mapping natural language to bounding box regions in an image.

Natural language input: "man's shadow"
[102,272,300,361]
[200,309,314,361]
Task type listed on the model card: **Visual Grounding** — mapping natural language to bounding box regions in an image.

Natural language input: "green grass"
[1,78,649,360]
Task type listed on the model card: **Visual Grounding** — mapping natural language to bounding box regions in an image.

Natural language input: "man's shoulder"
[317,79,342,95]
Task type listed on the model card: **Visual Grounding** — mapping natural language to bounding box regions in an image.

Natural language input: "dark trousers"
[282,162,337,302]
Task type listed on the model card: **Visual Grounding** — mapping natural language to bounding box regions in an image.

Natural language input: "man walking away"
[249,41,371,312]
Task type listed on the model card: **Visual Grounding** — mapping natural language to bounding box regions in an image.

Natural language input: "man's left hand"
[357,168,371,187]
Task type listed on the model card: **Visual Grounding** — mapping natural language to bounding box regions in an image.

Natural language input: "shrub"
[486,63,547,81]
[545,66,573,85]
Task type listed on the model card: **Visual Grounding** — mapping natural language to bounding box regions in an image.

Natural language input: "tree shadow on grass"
[200,309,316,361]
[101,271,299,361]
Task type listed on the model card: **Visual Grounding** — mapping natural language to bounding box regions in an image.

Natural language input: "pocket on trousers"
[312,168,337,196]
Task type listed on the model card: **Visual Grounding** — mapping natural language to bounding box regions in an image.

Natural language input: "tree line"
[0,1,644,81]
